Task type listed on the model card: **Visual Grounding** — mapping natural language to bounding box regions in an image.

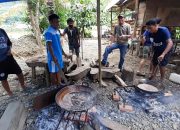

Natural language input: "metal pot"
[55,82,97,112]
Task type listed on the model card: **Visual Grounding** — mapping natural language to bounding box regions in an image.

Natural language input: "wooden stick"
[114,74,127,87]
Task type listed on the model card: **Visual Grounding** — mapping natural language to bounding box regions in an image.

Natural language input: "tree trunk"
[27,0,43,52]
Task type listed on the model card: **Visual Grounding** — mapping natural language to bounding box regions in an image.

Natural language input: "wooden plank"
[90,68,120,80]
[66,66,91,81]
[33,88,60,110]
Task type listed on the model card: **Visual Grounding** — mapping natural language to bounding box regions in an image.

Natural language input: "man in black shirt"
[61,18,80,57]
[0,28,26,96]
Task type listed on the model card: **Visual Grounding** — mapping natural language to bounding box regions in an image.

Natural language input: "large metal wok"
[127,79,165,94]
[55,82,97,112]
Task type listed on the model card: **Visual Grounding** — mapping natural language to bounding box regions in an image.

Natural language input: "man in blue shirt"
[44,14,69,85]
[0,28,26,96]
[145,18,173,80]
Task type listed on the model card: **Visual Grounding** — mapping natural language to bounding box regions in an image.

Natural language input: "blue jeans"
[102,43,128,69]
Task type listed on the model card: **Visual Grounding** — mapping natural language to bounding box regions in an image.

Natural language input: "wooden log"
[90,68,120,80]
[66,66,91,81]
[114,75,127,87]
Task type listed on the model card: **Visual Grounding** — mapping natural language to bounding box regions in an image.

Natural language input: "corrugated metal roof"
[104,0,128,11]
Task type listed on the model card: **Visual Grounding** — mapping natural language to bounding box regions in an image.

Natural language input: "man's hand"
[53,57,58,64]
[64,54,72,59]
[158,53,165,62]
[7,49,12,56]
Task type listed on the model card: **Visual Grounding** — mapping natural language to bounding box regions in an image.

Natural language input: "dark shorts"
[152,51,172,67]
[0,55,22,81]
[69,45,80,57]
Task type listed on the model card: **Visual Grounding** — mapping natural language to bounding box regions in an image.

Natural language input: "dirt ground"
[0,35,180,130]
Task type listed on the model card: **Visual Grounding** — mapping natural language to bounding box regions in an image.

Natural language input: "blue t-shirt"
[143,30,152,46]
[0,28,11,62]
[147,27,171,53]
[44,26,64,68]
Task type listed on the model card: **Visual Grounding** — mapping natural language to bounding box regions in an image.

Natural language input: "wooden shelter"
[106,0,180,36]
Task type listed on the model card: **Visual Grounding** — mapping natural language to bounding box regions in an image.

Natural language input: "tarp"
[0,0,20,3]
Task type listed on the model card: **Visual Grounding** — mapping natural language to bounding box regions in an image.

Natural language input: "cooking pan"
[135,79,165,94]
[55,82,97,112]
[118,79,165,94]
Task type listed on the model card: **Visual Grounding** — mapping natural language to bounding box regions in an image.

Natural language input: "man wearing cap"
[145,18,173,80]
[101,15,132,71]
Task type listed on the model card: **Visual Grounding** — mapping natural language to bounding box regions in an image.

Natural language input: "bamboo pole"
[97,0,102,87]
[133,0,139,37]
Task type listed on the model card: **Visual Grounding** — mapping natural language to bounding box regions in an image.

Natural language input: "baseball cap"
[118,15,124,19]
[146,18,162,25]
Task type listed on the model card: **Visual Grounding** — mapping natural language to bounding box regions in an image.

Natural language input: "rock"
[173,123,178,130]
[169,73,180,84]
[66,66,91,81]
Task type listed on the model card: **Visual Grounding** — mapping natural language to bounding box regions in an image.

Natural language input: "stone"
[97,115,130,130]
[0,101,27,130]
[173,123,178,130]
[119,104,133,112]
[169,73,180,84]
[121,67,135,82]
[164,91,173,97]
[66,66,91,81]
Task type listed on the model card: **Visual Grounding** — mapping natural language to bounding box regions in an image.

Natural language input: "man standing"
[0,28,26,96]
[137,27,153,76]
[101,15,131,71]
[145,18,173,80]
[44,14,69,85]
[62,18,80,58]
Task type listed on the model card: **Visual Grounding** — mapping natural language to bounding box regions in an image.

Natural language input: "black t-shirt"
[147,27,172,54]
[0,28,12,62]
[63,27,79,47]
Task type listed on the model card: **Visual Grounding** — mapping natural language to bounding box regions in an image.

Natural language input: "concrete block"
[0,101,27,130]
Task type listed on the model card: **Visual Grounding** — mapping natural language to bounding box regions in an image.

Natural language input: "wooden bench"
[26,55,70,87]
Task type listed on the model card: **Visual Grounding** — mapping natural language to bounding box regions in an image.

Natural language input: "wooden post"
[97,0,102,87]
[111,8,113,32]
[133,0,139,37]
[32,66,36,80]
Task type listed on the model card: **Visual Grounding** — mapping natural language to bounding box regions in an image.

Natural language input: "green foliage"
[175,27,180,39]
[67,0,96,36]
[54,0,69,28]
